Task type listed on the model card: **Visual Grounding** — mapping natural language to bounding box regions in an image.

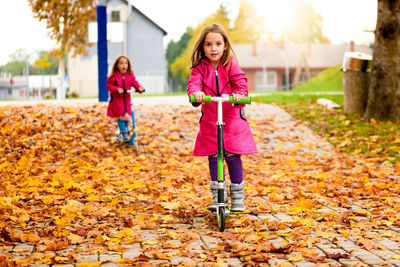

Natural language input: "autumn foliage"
[28,0,96,57]
[0,103,399,265]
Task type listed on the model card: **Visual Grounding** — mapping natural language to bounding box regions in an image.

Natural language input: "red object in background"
[9,78,14,86]
[277,40,285,50]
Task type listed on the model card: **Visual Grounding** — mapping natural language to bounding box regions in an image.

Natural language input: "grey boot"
[208,181,228,210]
[230,182,245,212]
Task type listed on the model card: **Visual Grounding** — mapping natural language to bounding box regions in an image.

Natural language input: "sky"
[0,0,377,66]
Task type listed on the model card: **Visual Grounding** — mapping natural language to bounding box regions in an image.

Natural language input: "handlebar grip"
[229,96,251,104]
[189,95,212,103]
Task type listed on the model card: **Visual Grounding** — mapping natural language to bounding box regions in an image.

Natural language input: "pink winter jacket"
[106,71,142,117]
[187,57,258,156]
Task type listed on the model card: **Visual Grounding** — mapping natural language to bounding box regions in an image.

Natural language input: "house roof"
[119,0,167,36]
[232,43,373,69]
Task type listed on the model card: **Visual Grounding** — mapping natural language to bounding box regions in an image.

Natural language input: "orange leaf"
[68,233,84,244]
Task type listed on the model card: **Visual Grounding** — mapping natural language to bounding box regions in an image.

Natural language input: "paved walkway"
[1,97,399,266]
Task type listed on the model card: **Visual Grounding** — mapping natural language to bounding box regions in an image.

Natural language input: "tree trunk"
[57,57,66,100]
[364,0,400,121]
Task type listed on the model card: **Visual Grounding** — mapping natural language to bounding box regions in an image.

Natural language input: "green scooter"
[190,94,251,232]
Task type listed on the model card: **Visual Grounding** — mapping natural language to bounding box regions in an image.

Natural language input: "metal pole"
[262,42,267,91]
[97,0,108,102]
[284,37,290,91]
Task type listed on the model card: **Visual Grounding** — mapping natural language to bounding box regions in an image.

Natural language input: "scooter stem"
[216,95,229,125]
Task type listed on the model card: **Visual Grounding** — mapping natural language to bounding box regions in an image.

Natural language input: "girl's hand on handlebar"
[118,88,124,94]
[193,91,205,102]
[137,87,145,94]
[232,93,244,104]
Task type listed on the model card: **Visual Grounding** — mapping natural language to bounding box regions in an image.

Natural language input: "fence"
[0,75,68,100]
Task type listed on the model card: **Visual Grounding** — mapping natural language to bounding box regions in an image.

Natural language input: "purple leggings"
[208,154,243,184]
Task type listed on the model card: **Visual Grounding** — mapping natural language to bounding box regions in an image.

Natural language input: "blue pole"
[97,2,108,102]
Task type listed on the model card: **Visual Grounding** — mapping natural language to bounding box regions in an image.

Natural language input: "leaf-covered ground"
[252,94,400,165]
[0,102,399,266]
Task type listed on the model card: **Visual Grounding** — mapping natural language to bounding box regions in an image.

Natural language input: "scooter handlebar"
[189,95,251,104]
[126,88,146,93]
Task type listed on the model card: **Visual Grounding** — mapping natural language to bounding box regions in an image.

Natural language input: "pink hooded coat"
[187,57,258,156]
[106,71,142,117]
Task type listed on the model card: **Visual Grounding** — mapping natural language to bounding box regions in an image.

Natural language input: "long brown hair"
[190,23,237,69]
[109,55,134,77]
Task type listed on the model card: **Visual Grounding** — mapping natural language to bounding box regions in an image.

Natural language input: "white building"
[67,0,168,98]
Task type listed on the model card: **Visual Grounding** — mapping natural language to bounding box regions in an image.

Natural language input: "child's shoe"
[121,129,130,142]
[116,132,124,142]
[230,182,245,212]
[208,181,228,210]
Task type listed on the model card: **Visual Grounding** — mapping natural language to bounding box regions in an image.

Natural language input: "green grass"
[292,64,343,92]
[253,93,343,105]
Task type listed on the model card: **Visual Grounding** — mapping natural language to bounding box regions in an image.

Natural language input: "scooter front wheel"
[133,139,139,152]
[217,206,226,232]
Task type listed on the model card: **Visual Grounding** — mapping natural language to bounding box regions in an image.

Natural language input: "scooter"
[189,94,251,232]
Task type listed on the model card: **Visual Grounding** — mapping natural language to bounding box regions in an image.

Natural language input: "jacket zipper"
[122,75,127,113]
[215,68,220,96]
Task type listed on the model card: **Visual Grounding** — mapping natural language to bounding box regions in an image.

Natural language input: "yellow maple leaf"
[296,198,314,210]
[277,231,291,237]
[166,230,180,239]
[86,194,100,202]
[301,250,315,257]
[288,255,303,262]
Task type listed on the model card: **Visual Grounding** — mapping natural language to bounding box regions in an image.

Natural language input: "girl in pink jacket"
[107,55,144,142]
[187,24,257,212]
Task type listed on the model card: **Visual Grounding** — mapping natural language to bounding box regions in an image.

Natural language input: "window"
[256,70,276,91]
[111,11,120,22]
